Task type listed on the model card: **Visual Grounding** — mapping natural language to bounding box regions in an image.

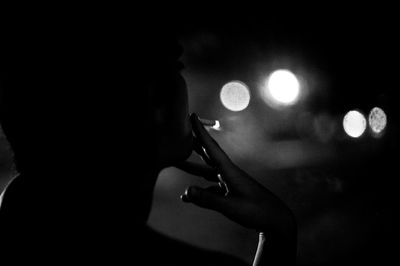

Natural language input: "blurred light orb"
[266,69,300,105]
[368,107,387,134]
[343,110,367,138]
[220,81,250,111]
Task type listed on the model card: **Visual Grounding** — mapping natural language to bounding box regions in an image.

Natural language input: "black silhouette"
[0,16,296,265]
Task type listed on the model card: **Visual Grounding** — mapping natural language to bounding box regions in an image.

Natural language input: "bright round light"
[343,110,367,138]
[369,107,387,134]
[267,69,300,105]
[220,81,250,111]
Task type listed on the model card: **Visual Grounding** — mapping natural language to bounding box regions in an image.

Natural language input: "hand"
[176,113,296,235]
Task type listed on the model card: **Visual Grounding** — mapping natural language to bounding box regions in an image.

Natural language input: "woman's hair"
[0,19,185,174]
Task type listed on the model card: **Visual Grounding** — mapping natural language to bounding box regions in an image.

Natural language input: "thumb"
[181,186,227,212]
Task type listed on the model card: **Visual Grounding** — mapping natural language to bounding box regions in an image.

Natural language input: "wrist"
[253,225,297,266]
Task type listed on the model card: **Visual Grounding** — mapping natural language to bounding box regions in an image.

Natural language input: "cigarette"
[199,118,221,130]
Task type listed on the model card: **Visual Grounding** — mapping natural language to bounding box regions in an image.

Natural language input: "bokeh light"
[343,110,367,138]
[220,81,250,112]
[265,69,300,106]
[368,107,387,135]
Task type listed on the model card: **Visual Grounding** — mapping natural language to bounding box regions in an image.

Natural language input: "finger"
[175,161,220,182]
[190,113,237,176]
[192,136,214,166]
[180,186,228,212]
[207,184,228,195]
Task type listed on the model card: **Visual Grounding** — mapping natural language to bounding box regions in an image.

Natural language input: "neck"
[135,167,159,225]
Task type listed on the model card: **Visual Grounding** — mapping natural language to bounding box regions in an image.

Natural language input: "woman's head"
[0,16,194,227]
[0,22,193,175]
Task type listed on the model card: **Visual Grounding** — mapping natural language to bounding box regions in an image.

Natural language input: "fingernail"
[180,194,189,202]
[181,187,191,202]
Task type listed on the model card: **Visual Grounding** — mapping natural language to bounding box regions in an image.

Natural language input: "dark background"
[149,8,399,265]
[0,7,398,265]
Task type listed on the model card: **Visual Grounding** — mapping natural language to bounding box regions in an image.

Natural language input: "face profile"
[149,62,193,170]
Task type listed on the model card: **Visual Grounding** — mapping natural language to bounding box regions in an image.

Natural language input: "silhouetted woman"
[0,16,296,265]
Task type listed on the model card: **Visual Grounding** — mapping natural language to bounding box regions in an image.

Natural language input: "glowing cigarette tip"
[199,118,221,131]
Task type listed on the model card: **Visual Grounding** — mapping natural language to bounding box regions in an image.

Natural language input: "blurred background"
[0,8,398,265]
[148,9,399,265]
